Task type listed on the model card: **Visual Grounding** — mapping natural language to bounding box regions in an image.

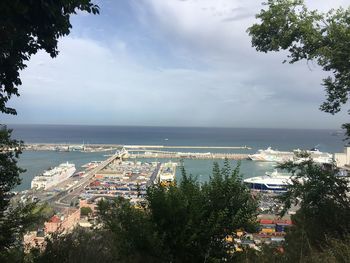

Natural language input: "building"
[23,231,45,252]
[44,209,80,234]
[334,146,350,168]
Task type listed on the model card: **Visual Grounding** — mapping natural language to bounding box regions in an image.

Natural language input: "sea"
[7,124,346,191]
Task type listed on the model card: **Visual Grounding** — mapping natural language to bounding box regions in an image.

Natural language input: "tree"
[304,235,350,263]
[0,0,99,114]
[247,0,350,135]
[0,126,24,212]
[0,1,99,261]
[29,227,115,263]
[80,207,92,217]
[233,156,350,262]
[0,126,32,259]
[98,162,258,263]
[248,1,350,260]
[97,197,163,263]
[0,127,52,261]
[276,159,350,262]
[241,158,350,262]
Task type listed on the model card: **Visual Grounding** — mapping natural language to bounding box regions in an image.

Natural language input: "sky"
[3,0,350,128]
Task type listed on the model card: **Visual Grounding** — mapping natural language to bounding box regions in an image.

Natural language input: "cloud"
[3,0,350,128]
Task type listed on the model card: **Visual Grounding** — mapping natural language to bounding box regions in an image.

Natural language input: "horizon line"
[4,123,342,131]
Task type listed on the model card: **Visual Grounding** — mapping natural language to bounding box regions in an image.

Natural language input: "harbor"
[18,149,178,208]
[17,142,346,228]
[18,143,346,253]
[19,147,297,251]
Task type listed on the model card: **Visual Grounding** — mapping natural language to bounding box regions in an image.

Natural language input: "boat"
[82,161,101,169]
[293,148,333,164]
[248,147,294,162]
[244,170,293,193]
[248,147,333,164]
[159,162,177,186]
[31,162,76,190]
[330,130,344,136]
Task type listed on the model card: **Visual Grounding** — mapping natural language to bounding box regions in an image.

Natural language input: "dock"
[24,143,251,152]
[124,145,251,150]
[128,152,249,160]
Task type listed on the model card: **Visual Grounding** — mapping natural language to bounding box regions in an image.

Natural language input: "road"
[28,151,127,208]
[54,152,127,207]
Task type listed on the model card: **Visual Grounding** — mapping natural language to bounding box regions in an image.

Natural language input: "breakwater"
[129,152,248,160]
[24,143,251,152]
[128,151,248,160]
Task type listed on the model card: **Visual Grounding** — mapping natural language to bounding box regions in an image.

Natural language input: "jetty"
[24,143,251,152]
[128,152,248,160]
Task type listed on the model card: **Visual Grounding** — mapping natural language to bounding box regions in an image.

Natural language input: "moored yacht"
[244,170,293,193]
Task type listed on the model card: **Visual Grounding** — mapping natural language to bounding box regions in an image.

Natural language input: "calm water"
[8,124,345,191]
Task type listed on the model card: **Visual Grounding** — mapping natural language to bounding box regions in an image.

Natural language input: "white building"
[334,146,350,168]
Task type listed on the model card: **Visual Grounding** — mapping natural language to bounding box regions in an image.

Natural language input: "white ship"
[248,147,333,164]
[244,170,293,193]
[159,161,177,184]
[294,148,333,164]
[31,162,76,190]
[248,147,293,162]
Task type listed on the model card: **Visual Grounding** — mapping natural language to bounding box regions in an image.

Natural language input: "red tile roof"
[49,215,61,223]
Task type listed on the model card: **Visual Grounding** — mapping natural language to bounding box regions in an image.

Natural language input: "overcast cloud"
[3,0,350,128]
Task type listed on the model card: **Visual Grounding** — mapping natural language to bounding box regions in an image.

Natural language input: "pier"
[124,145,251,150]
[24,143,251,152]
[128,152,249,160]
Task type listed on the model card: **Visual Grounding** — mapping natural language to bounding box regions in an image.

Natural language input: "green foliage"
[97,161,258,263]
[97,197,163,263]
[80,206,92,217]
[244,235,350,263]
[0,127,24,210]
[0,1,100,260]
[248,0,350,134]
[341,123,350,141]
[26,203,55,232]
[0,126,41,261]
[0,127,48,260]
[239,161,350,263]
[304,236,350,263]
[249,2,350,260]
[238,244,286,263]
[29,227,115,263]
[0,0,99,114]
[276,160,350,261]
